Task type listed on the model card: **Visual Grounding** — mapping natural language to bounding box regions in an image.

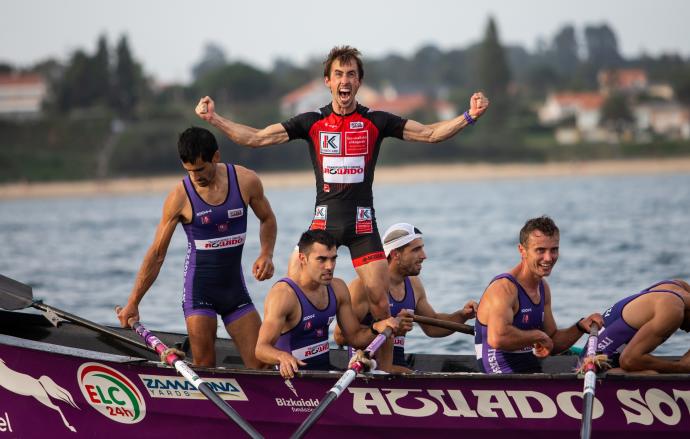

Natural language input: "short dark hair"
[323,46,364,80]
[519,216,559,246]
[178,127,218,164]
[298,230,337,255]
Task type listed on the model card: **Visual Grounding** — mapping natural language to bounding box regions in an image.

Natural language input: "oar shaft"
[290,329,392,439]
[0,274,149,351]
[579,323,600,439]
[413,314,474,335]
[38,302,150,350]
[130,320,263,439]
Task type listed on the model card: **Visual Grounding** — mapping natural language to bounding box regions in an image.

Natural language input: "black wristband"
[369,322,380,335]
[576,318,587,333]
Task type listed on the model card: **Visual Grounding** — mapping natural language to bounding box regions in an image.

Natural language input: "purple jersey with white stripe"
[275,278,337,370]
[181,164,254,325]
[588,280,685,366]
[475,273,545,373]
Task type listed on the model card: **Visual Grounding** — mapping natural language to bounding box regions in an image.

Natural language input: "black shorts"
[308,201,385,267]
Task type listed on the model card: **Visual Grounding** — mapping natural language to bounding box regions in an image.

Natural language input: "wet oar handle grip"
[116,306,179,365]
[412,314,474,335]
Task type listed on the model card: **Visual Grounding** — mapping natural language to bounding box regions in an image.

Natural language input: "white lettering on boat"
[0,412,12,433]
[618,389,690,426]
[349,388,606,420]
[348,386,690,425]
[275,398,321,413]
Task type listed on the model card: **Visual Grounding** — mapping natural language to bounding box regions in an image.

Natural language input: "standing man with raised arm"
[196,45,489,369]
[474,216,603,373]
[117,127,277,368]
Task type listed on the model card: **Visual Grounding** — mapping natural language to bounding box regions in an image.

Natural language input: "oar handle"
[580,322,600,439]
[123,314,264,439]
[291,327,394,439]
[413,314,474,335]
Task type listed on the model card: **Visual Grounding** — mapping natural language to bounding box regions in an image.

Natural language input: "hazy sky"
[2,0,688,83]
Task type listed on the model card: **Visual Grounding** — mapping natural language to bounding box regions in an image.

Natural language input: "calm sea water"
[2,171,690,356]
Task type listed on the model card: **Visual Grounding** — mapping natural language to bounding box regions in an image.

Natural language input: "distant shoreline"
[2,157,690,200]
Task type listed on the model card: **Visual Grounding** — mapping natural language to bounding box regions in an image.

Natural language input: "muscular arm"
[414,277,477,337]
[619,298,690,373]
[333,279,398,349]
[237,166,277,281]
[196,96,289,148]
[482,280,551,351]
[117,184,185,327]
[543,284,604,354]
[255,283,305,378]
[402,92,489,143]
[334,278,370,345]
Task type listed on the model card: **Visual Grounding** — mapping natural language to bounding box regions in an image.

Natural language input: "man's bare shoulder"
[330,278,351,300]
[163,181,188,214]
[233,164,260,183]
[484,277,518,301]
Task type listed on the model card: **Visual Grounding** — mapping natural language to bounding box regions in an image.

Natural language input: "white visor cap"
[382,223,423,257]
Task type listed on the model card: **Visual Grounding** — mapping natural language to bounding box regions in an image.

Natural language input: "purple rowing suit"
[586,280,686,367]
[475,273,545,373]
[361,277,416,366]
[181,164,255,325]
[275,278,337,370]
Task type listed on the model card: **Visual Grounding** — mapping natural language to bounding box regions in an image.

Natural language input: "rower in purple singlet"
[118,127,277,368]
[585,279,690,373]
[334,222,477,372]
[475,216,603,374]
[255,230,402,379]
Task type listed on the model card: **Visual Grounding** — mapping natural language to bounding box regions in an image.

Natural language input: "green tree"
[192,43,228,81]
[552,25,580,75]
[476,17,511,130]
[601,93,634,137]
[195,62,273,103]
[584,24,623,69]
[112,35,147,118]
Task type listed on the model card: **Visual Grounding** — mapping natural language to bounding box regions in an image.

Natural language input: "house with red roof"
[0,73,47,119]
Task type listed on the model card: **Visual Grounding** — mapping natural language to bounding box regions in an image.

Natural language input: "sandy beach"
[2,157,690,200]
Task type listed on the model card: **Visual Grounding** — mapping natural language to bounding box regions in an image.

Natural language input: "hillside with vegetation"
[1,19,689,183]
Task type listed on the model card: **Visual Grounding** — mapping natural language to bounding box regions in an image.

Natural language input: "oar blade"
[0,274,34,310]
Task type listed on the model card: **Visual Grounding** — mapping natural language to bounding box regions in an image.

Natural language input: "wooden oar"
[290,328,392,439]
[580,322,600,439]
[413,314,474,335]
[0,274,148,351]
[121,313,264,439]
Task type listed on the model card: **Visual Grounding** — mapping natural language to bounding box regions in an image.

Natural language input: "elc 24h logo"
[78,363,146,424]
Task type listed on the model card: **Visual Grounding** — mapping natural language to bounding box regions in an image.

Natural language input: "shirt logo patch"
[194,233,246,250]
[217,223,228,232]
[201,215,211,225]
[355,206,373,234]
[228,208,244,218]
[349,121,364,129]
[345,131,369,155]
[322,156,365,184]
[319,132,341,155]
[310,205,327,230]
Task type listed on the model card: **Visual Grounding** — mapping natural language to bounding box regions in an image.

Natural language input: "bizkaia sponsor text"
[276,397,320,413]
[347,387,690,426]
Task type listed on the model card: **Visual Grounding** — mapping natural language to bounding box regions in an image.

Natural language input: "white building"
[0,73,47,119]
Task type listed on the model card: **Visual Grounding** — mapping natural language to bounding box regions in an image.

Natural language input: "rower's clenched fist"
[196,96,215,121]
